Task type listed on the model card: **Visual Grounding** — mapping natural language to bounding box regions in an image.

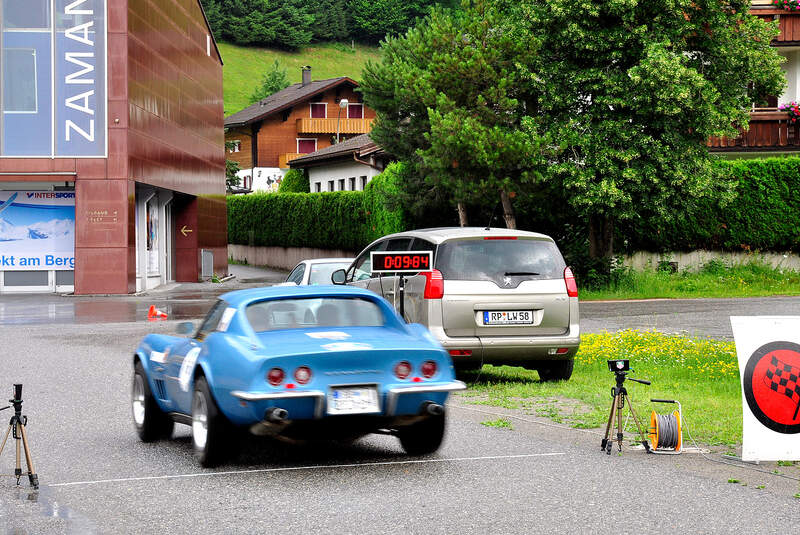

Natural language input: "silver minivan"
[333,227,580,381]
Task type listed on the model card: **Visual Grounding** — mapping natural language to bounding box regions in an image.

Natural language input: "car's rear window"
[245,297,384,332]
[308,263,350,285]
[436,238,566,281]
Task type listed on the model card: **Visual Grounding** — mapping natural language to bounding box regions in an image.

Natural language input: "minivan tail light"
[423,269,444,299]
[484,236,517,240]
[564,266,578,298]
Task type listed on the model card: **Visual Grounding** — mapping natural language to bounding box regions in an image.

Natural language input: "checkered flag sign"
[763,355,800,420]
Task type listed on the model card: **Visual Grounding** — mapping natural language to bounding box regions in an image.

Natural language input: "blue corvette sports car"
[132,285,466,466]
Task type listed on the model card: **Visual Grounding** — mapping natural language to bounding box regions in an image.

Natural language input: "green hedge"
[228,165,406,251]
[623,157,800,252]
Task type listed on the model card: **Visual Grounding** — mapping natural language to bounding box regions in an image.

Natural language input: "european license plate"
[327,386,380,415]
[483,310,534,325]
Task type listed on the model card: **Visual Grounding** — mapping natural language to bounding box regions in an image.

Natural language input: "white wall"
[780,49,800,105]
[307,161,381,192]
[237,167,288,192]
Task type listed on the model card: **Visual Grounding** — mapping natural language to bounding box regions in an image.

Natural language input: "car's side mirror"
[331,269,347,285]
[176,321,194,335]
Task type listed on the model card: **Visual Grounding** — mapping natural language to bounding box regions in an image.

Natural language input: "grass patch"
[581,260,800,300]
[460,330,741,446]
[219,41,382,116]
[480,418,513,429]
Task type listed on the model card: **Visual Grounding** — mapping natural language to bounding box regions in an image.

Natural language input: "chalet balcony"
[707,110,800,152]
[279,152,306,168]
[296,117,374,135]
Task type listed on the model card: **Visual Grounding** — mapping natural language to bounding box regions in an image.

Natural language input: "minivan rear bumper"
[428,324,580,365]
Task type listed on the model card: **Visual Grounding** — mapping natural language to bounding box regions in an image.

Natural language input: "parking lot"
[1,274,799,532]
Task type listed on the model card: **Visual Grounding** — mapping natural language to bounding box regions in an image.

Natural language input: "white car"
[281,258,354,286]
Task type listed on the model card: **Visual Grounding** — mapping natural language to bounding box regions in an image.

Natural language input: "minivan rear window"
[435,238,566,282]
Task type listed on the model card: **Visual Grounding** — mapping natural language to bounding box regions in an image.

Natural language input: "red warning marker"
[147,305,168,321]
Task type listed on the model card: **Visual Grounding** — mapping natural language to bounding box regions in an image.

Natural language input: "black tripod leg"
[602,392,617,452]
[616,394,624,452]
[19,424,38,489]
[625,398,651,453]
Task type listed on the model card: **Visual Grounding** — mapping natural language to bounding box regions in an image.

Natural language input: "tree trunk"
[499,189,516,229]
[457,202,468,227]
[588,214,614,258]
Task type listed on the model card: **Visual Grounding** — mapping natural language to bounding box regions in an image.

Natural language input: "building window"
[3,0,50,29]
[347,103,363,119]
[338,178,345,191]
[315,182,321,192]
[360,176,368,190]
[310,103,327,118]
[349,177,355,191]
[297,138,317,154]
[228,140,241,153]
[328,180,334,192]
[3,49,38,113]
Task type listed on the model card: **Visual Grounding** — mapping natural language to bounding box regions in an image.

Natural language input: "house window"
[360,176,368,190]
[297,139,317,154]
[338,179,345,191]
[347,103,363,119]
[315,182,321,192]
[3,0,50,28]
[3,49,38,113]
[228,140,241,153]
[349,177,356,191]
[310,103,327,118]
[328,180,334,192]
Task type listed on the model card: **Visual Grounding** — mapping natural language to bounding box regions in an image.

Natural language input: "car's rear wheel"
[398,412,446,455]
[192,376,232,467]
[132,361,174,442]
[536,359,574,382]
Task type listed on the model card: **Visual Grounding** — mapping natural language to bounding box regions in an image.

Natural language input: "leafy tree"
[225,140,242,191]
[518,0,785,258]
[200,0,313,49]
[249,60,291,104]
[278,169,310,192]
[311,0,350,42]
[361,0,547,227]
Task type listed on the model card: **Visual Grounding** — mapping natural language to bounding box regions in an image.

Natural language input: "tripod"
[0,384,39,489]
[601,371,652,455]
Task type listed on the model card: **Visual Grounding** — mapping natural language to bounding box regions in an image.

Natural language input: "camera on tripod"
[608,359,630,373]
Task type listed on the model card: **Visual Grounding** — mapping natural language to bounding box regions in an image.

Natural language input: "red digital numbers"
[373,252,431,273]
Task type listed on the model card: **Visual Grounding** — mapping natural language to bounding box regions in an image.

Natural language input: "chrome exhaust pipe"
[422,402,444,416]
[265,407,288,422]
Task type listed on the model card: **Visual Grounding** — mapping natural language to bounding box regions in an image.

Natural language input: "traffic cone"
[147,304,168,321]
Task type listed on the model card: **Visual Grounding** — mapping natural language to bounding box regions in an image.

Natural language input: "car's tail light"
[483,236,517,240]
[421,361,437,378]
[449,349,472,357]
[556,347,569,354]
[294,366,312,385]
[267,367,285,386]
[423,269,444,299]
[564,266,578,298]
[394,361,412,380]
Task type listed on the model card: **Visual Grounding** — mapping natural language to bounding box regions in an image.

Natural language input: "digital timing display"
[370,251,433,274]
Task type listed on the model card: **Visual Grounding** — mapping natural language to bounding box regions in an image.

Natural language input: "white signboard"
[0,191,75,271]
[731,316,800,461]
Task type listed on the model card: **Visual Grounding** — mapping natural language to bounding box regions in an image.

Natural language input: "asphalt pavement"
[1,267,800,532]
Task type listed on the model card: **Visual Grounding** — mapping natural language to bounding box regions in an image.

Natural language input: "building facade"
[289,133,390,192]
[224,68,375,192]
[709,1,800,153]
[0,0,226,294]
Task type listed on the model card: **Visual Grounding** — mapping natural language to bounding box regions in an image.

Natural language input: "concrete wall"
[228,244,357,271]
[623,250,800,272]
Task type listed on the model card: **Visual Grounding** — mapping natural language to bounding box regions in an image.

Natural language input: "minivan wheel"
[536,359,574,382]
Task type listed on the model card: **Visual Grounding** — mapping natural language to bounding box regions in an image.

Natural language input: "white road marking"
[47,453,565,488]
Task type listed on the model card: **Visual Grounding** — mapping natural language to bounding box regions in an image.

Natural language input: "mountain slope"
[220,41,382,116]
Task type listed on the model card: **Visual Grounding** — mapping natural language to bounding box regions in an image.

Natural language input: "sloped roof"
[225,77,358,127]
[289,134,375,167]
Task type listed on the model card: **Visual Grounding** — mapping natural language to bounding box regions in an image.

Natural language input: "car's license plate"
[327,386,380,415]
[483,310,534,325]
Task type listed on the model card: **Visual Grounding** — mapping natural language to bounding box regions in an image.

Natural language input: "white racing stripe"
[48,452,565,488]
